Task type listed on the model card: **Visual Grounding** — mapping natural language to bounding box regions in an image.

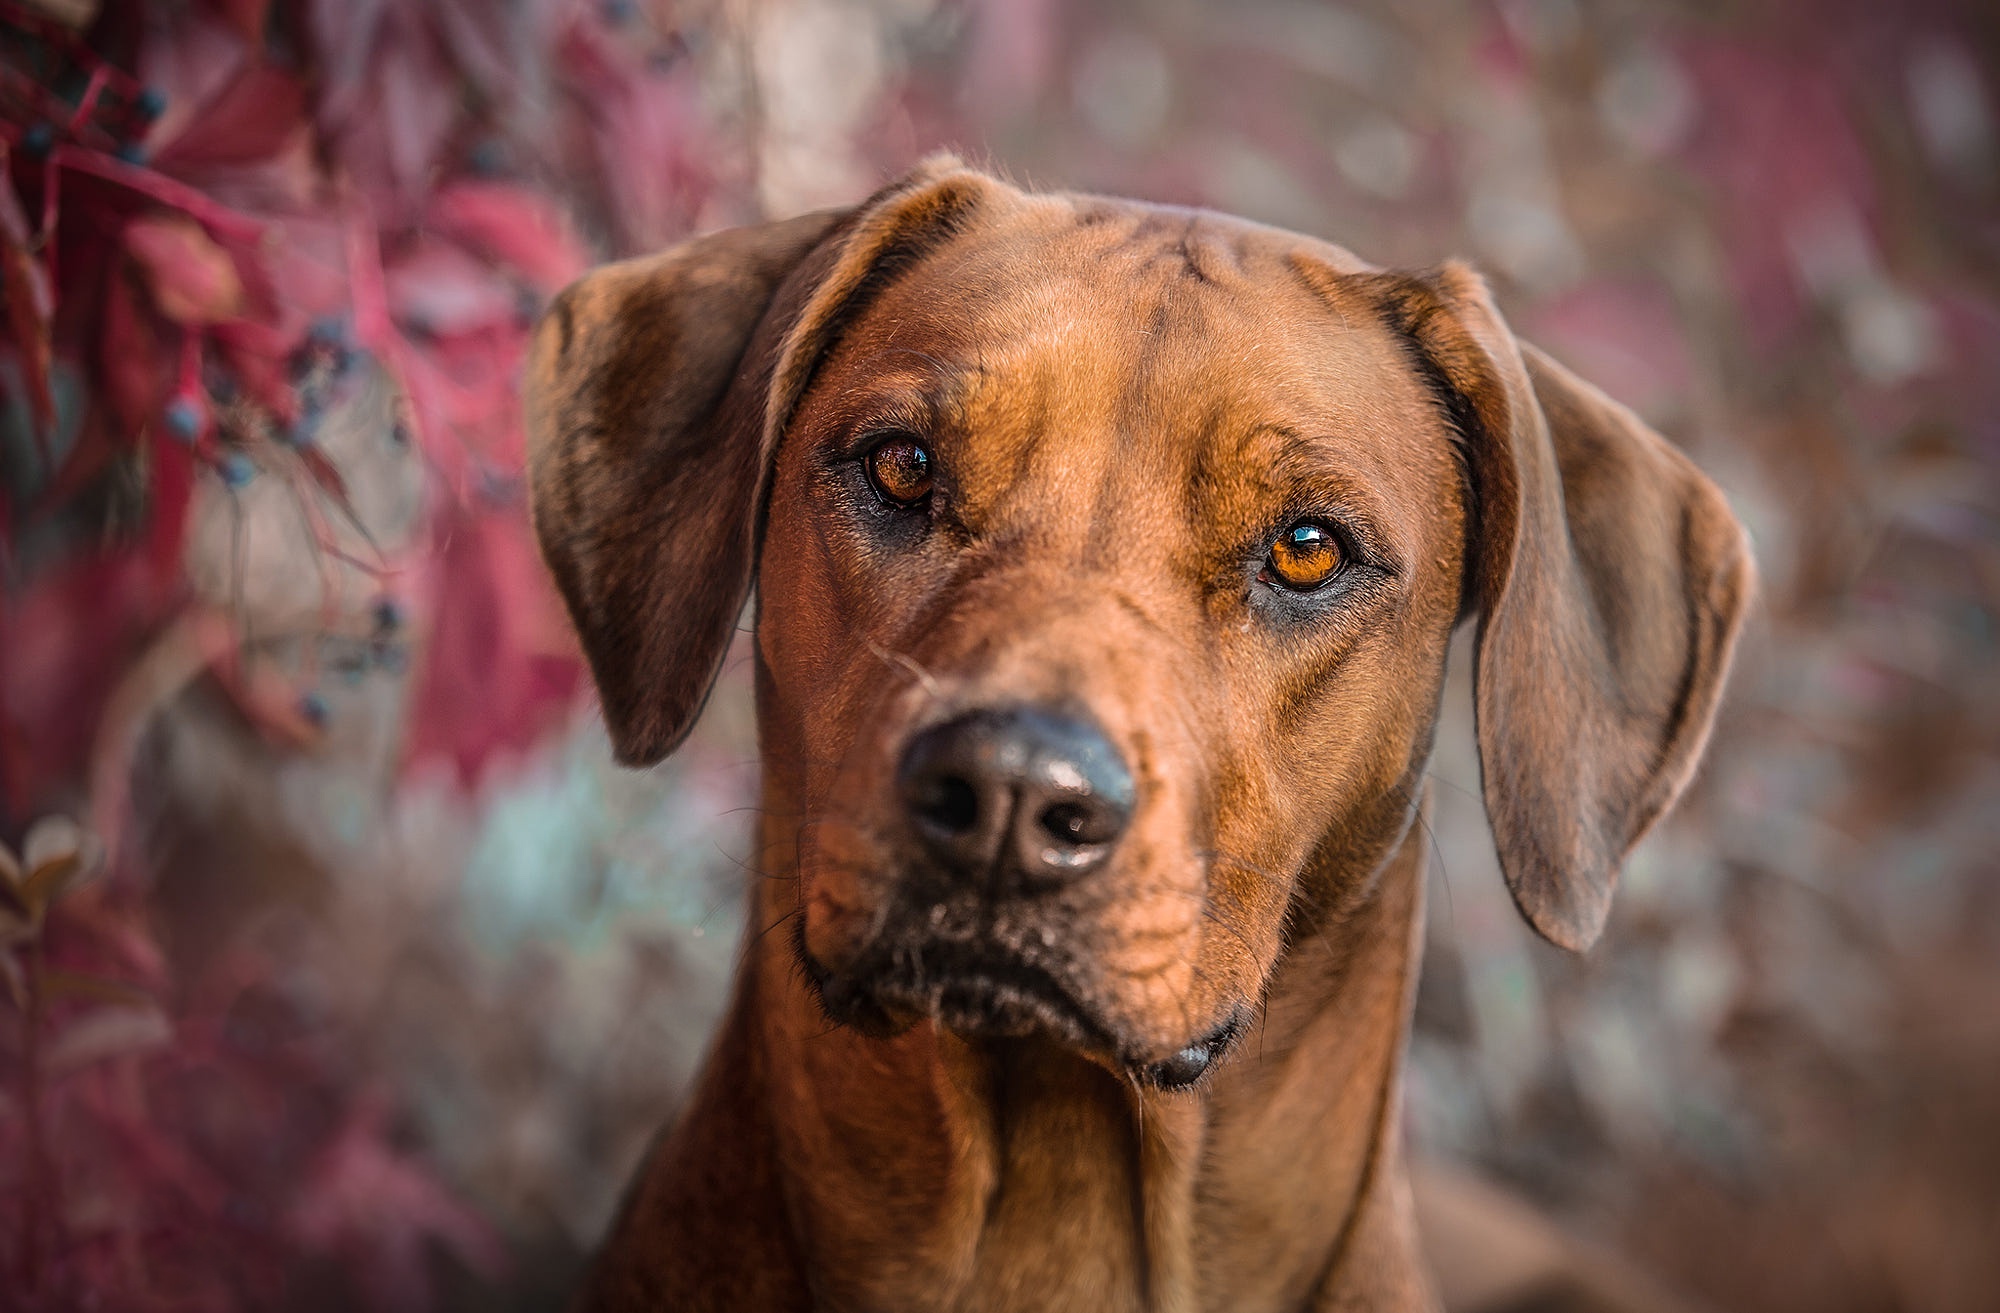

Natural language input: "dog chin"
[802,931,1115,1049]
[798,925,1246,1091]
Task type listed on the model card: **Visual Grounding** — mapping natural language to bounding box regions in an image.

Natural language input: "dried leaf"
[22,815,97,918]
[125,213,245,326]
[20,0,99,28]
[21,854,80,914]
[0,950,24,1008]
[22,813,86,873]
[0,892,31,946]
[44,1003,172,1075]
[22,855,85,915]
[40,970,155,1010]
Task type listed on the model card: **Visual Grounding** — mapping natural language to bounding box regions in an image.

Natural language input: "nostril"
[914,774,980,836]
[1039,802,1089,844]
[1037,800,1117,848]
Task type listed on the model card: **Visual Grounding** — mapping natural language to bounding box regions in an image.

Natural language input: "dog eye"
[864,434,933,508]
[1263,522,1344,591]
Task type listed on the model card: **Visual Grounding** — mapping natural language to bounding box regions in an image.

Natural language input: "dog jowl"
[526,156,1751,1312]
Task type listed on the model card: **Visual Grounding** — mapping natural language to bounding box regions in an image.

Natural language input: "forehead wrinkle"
[1066,274,1225,572]
[926,257,1208,560]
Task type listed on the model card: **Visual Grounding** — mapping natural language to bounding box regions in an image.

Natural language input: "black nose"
[897,707,1134,888]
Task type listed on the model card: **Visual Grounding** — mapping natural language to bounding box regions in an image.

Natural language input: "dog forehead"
[824,197,1440,448]
[854,193,1375,351]
[805,196,1453,526]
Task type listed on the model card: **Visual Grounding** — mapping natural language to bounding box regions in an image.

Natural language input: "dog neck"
[585,807,1436,1313]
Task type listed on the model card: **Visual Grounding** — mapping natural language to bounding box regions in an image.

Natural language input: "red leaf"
[429,0,521,103]
[207,0,271,44]
[426,182,589,293]
[1,172,55,439]
[290,1095,507,1307]
[556,25,715,251]
[152,63,309,175]
[211,318,301,421]
[332,23,458,213]
[124,213,245,325]
[384,238,517,337]
[259,215,360,324]
[1,536,191,819]
[310,0,392,126]
[99,268,172,436]
[406,507,581,783]
[296,443,381,554]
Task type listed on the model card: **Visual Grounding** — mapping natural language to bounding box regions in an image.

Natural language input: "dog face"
[526,159,1750,1089]
[757,203,1471,1079]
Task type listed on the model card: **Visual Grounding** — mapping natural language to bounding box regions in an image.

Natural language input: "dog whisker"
[750,906,802,950]
[1392,776,1456,934]
[1198,847,1288,891]
[865,638,946,703]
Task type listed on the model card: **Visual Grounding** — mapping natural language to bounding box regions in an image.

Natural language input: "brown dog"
[525,156,1751,1313]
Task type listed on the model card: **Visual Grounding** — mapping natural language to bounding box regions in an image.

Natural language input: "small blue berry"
[297,691,329,727]
[164,397,202,442]
[372,642,408,675]
[114,141,148,166]
[134,87,167,121]
[283,406,321,448]
[371,596,402,634]
[467,139,507,177]
[602,0,638,23]
[307,316,348,349]
[21,123,55,158]
[216,451,257,488]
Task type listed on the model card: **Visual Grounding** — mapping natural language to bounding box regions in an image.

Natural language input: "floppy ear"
[523,211,849,765]
[525,155,998,765]
[1375,264,1753,950]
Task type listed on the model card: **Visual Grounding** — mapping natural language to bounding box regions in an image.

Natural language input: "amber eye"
[1265,522,1344,591]
[864,434,933,508]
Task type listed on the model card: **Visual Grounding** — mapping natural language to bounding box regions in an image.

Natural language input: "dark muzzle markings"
[817,696,1240,1088]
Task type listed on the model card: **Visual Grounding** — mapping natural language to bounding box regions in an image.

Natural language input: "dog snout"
[896,707,1134,887]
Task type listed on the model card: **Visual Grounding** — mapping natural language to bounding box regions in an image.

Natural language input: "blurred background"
[1,0,1995,1309]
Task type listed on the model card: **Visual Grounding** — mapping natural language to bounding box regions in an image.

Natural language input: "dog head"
[526,158,1751,1089]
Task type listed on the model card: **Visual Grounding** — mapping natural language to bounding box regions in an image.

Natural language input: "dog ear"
[523,211,847,765]
[1373,263,1753,950]
[524,155,997,765]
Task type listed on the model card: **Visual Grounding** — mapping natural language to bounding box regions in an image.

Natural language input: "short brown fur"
[524,157,1752,1312]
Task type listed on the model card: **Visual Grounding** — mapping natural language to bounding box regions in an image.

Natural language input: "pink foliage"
[1,0,724,1305]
